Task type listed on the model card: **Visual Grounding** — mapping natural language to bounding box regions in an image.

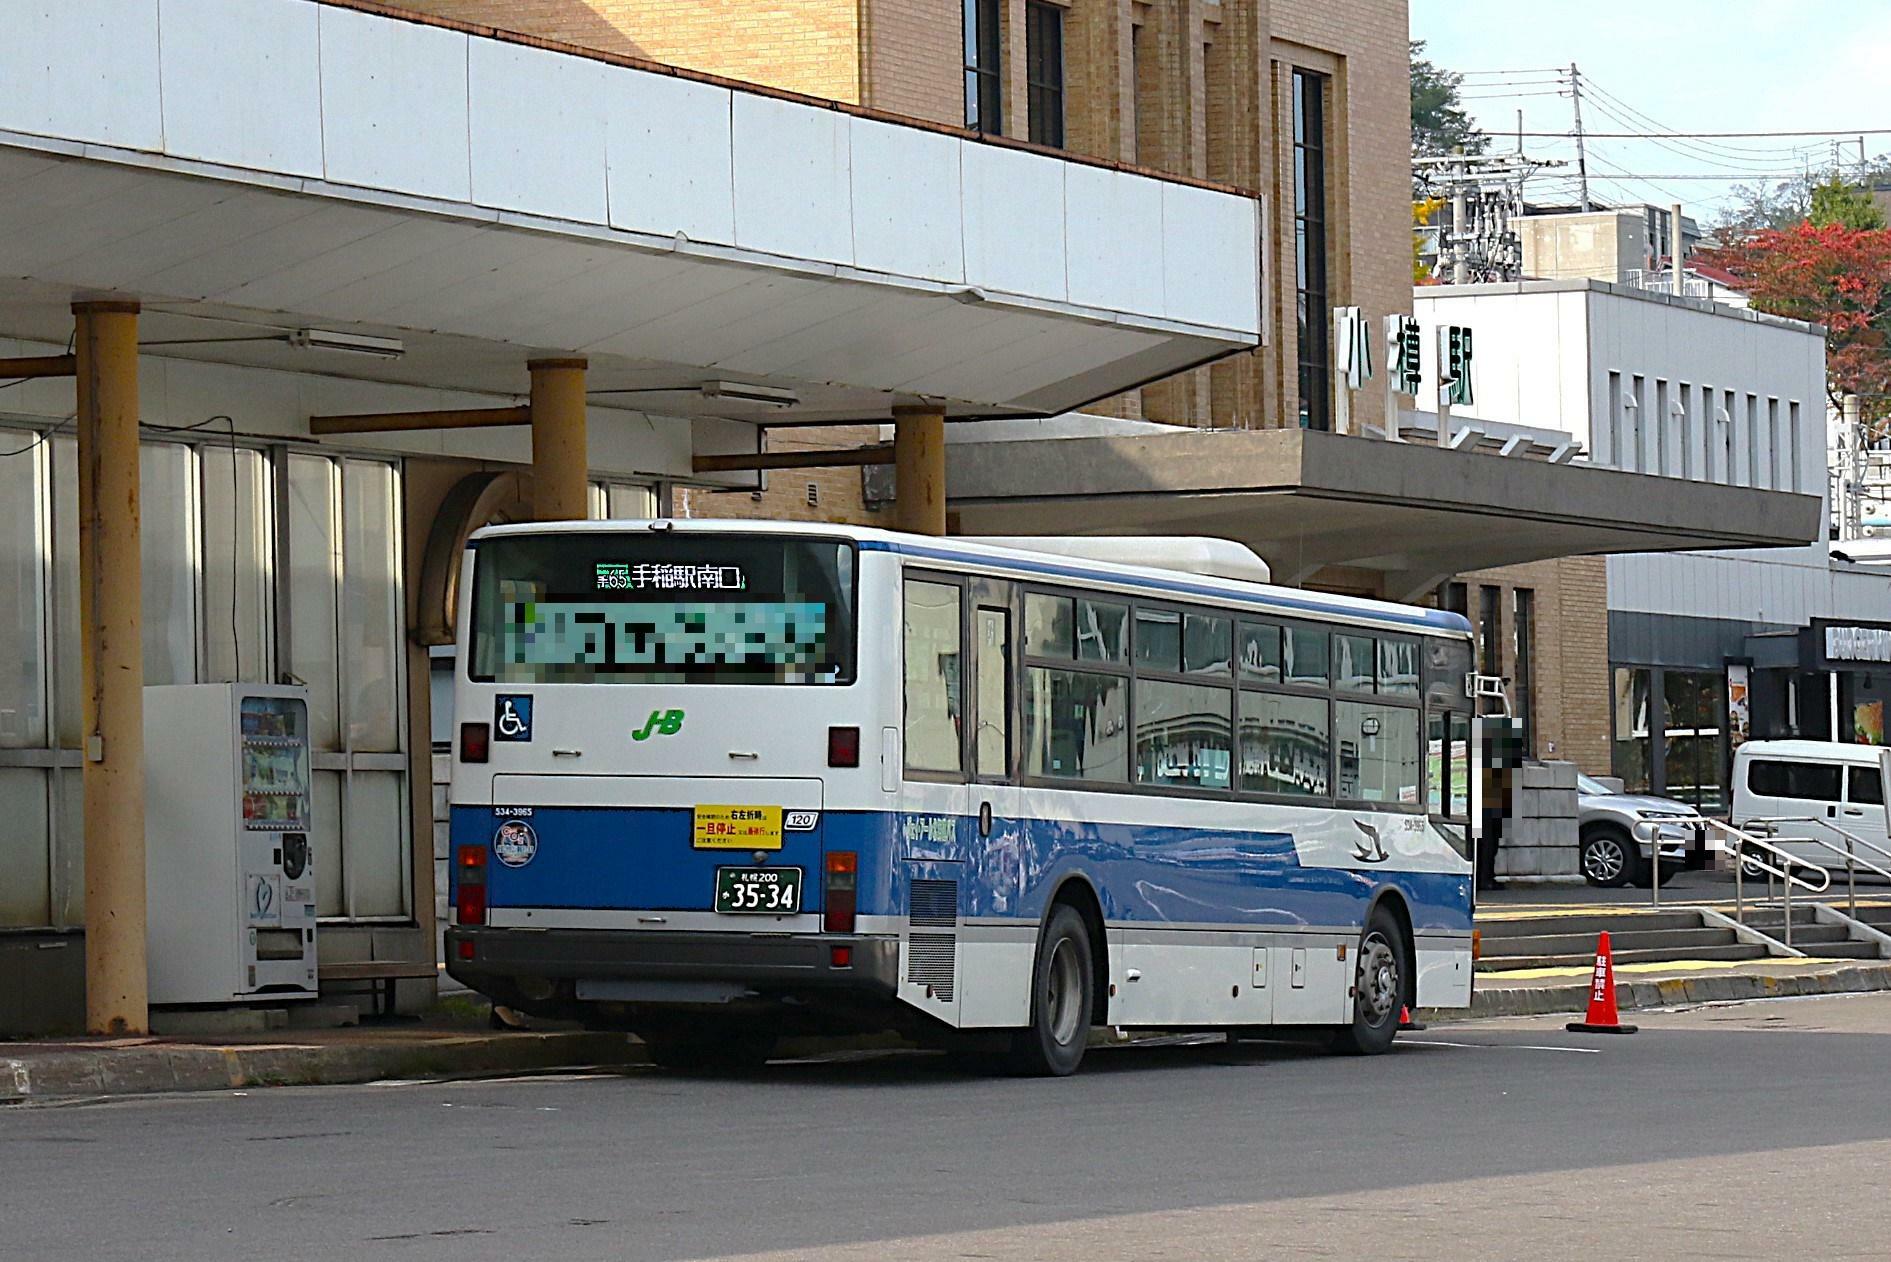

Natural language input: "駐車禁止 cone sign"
[1566,931,1638,1035]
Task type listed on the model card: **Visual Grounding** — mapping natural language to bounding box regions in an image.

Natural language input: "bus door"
[970,579,1023,915]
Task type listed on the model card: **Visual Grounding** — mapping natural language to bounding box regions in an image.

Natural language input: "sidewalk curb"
[1429,962,1891,1022]
[1,1031,642,1105]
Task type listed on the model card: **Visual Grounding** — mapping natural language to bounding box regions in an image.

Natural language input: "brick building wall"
[385,0,864,103]
[1054,0,1413,435]
[1452,555,1612,775]
[674,425,893,527]
[1268,0,1411,439]
[861,0,962,125]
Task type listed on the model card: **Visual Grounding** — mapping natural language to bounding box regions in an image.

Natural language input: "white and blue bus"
[446,521,1476,1075]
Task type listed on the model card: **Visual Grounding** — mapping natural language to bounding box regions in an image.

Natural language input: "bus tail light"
[827,726,861,768]
[460,722,490,764]
[823,850,857,933]
[456,883,487,926]
[455,843,487,926]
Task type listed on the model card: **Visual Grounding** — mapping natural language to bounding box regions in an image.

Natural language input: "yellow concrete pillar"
[73,299,147,1036]
[893,404,947,536]
[528,358,589,521]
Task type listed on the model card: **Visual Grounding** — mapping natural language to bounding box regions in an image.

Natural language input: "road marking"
[1406,1039,1599,1054]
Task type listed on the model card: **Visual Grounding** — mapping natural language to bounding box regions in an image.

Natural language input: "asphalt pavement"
[9,993,1891,1260]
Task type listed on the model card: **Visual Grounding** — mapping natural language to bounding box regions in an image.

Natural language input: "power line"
[1536,170,1876,181]
[1576,75,1826,161]
[1505,126,1891,139]
[1580,93,1819,174]
[1583,149,1692,205]
[1459,90,1569,101]
[1454,67,1571,77]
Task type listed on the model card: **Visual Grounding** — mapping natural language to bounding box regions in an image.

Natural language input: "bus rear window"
[470,533,856,684]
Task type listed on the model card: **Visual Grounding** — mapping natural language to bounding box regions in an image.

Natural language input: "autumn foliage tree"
[1698,222,1891,426]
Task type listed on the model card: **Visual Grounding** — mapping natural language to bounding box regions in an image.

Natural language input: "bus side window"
[976,607,1010,778]
[903,580,964,775]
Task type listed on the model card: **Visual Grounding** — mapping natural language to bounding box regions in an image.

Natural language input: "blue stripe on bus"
[856,538,1474,634]
[454,806,1471,935]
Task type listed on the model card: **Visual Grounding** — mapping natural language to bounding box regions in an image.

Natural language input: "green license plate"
[715,866,803,915]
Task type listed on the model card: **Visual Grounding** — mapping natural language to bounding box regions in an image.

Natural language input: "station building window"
[1025,2,1065,148]
[963,0,1003,135]
[1292,66,1330,431]
[0,422,410,928]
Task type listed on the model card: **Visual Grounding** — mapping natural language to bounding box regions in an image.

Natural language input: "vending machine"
[144,684,319,1005]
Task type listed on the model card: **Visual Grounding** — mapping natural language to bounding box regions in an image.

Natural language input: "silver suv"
[1577,773,1705,887]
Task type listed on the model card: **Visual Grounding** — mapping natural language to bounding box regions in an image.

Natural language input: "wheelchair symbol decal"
[495,695,533,742]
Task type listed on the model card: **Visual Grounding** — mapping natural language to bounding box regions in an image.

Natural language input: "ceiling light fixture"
[700,380,799,408]
[289,328,405,359]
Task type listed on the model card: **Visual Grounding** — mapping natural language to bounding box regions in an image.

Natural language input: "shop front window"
[1612,666,1653,794]
[1664,670,1726,813]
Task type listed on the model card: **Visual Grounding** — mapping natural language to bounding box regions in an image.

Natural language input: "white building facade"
[1415,279,1879,811]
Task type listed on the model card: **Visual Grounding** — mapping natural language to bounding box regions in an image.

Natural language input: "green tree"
[1715,159,1891,237]
[1809,176,1887,231]
[1410,40,1487,158]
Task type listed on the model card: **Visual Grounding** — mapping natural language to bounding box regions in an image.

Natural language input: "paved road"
[9,994,1891,1260]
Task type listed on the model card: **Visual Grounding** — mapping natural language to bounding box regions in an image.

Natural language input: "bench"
[319,960,437,1016]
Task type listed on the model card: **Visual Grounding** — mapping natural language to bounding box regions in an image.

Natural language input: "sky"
[1411,0,1891,224]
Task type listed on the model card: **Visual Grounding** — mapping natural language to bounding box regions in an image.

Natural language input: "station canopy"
[0,0,1262,440]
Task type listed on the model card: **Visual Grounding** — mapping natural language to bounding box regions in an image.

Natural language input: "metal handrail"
[1700,819,1831,952]
[1745,816,1891,920]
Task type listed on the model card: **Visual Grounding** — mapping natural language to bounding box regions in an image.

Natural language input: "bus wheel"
[641,1022,777,1072]
[1332,905,1407,1056]
[1008,904,1094,1077]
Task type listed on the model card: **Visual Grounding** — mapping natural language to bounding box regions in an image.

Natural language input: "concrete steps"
[1484,941,1769,972]
[1477,902,1891,974]
[1479,910,1705,941]
[1477,909,1768,973]
[1845,904,1891,934]
[1739,907,1886,960]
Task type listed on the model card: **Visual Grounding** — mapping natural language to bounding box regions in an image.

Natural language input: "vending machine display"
[145,684,318,1005]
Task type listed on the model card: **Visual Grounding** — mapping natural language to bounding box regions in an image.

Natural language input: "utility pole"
[1568,63,1591,212]
[1670,202,1685,296]
[1451,181,1470,284]
[1844,393,1864,541]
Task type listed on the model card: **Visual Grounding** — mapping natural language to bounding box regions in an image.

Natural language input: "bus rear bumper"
[445,927,900,1013]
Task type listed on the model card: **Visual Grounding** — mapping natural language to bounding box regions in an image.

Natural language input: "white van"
[1731,740,1891,875]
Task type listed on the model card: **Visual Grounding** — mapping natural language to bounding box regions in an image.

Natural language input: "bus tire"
[640,1022,777,1072]
[1332,904,1408,1056]
[1008,904,1095,1077]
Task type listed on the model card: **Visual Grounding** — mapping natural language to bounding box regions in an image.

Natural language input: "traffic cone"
[1566,931,1638,1034]
[1398,1004,1426,1032]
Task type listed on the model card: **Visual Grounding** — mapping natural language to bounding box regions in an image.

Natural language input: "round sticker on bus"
[493,820,538,868]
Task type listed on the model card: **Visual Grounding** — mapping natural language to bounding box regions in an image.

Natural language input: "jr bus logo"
[633,709,686,742]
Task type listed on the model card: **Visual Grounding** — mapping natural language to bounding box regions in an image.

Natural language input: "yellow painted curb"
[1478,956,1852,983]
